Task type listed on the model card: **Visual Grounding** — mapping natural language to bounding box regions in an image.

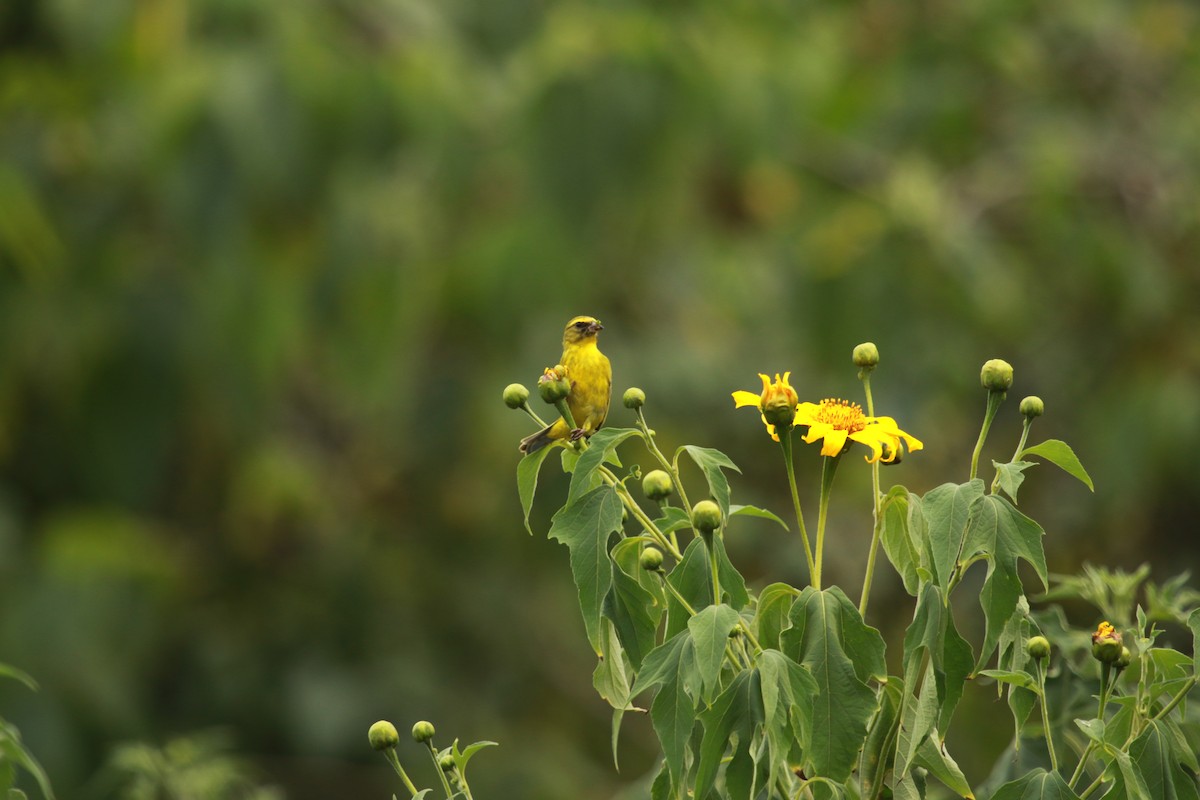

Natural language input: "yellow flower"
[793,398,923,463]
[733,373,799,441]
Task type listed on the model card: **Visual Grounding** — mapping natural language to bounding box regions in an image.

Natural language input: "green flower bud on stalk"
[368,720,400,751]
[438,753,456,772]
[691,500,722,533]
[623,387,646,409]
[642,470,674,501]
[411,720,436,743]
[980,359,1014,393]
[1091,622,1123,663]
[503,383,530,409]
[759,373,799,429]
[639,547,664,572]
[537,367,570,404]
[853,342,880,369]
[1019,395,1044,418]
[1116,646,1132,670]
[1026,636,1051,660]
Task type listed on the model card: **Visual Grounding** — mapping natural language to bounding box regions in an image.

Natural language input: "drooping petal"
[849,429,888,463]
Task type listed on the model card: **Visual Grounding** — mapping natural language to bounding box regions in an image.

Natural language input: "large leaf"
[664,538,713,640]
[593,619,633,709]
[567,427,642,505]
[728,504,788,530]
[753,583,800,651]
[923,481,984,589]
[603,562,661,672]
[780,586,886,781]
[0,720,53,800]
[548,486,623,654]
[632,632,698,789]
[1019,440,1094,492]
[1123,720,1200,800]
[757,649,817,792]
[517,445,557,535]
[880,486,921,596]
[677,445,741,521]
[687,604,740,704]
[961,495,1049,671]
[902,583,974,735]
[694,671,757,800]
[915,736,974,799]
[988,769,1079,800]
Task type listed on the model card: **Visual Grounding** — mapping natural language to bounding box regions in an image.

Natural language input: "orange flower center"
[816,399,867,433]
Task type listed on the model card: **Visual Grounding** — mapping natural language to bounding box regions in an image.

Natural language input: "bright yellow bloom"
[794,398,923,463]
[732,373,799,441]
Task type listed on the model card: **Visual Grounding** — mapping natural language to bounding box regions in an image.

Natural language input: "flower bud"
[623,387,646,410]
[1019,396,1044,419]
[691,500,722,533]
[1026,636,1051,660]
[503,383,530,409]
[980,359,1014,393]
[642,470,674,501]
[1116,646,1132,670]
[760,373,799,429]
[852,342,880,369]
[411,720,436,743]
[438,753,456,772]
[537,367,570,404]
[368,720,400,751]
[1090,621,1123,663]
[639,547,664,572]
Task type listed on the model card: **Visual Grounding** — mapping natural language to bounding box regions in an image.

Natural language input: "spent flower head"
[1091,621,1123,663]
[732,372,800,440]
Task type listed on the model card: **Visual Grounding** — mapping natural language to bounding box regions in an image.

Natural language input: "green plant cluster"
[509,346,1200,800]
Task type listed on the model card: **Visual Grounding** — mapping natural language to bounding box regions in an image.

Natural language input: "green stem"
[859,374,883,616]
[427,742,455,800]
[969,391,1006,482]
[656,571,747,670]
[1151,675,1198,722]
[521,403,549,428]
[780,432,817,588]
[637,409,696,531]
[1034,658,1059,772]
[1068,741,1095,790]
[1079,773,1106,800]
[384,750,422,799]
[814,452,843,590]
[599,467,683,561]
[990,417,1033,494]
[703,531,722,607]
[1098,662,1113,720]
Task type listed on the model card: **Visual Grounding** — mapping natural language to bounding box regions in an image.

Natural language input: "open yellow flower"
[733,372,799,441]
[794,398,923,463]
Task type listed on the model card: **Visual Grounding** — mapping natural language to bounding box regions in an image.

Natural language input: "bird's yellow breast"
[561,339,612,433]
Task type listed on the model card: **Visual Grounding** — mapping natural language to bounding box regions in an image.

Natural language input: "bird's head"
[562,315,603,345]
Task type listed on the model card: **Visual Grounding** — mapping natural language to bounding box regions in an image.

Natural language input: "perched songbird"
[519,316,612,454]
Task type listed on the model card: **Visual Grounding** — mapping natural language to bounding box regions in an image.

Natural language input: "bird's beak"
[588,321,604,335]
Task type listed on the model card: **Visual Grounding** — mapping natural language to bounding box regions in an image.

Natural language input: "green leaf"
[695,671,755,800]
[988,769,1079,800]
[1019,439,1094,492]
[901,583,974,734]
[915,736,974,799]
[652,505,693,536]
[567,427,641,505]
[593,619,633,709]
[664,538,712,640]
[881,486,921,596]
[0,665,37,692]
[1188,609,1200,674]
[1123,720,1200,800]
[450,738,497,783]
[923,481,985,589]
[977,670,1039,692]
[713,533,750,611]
[992,461,1034,504]
[728,504,788,530]
[0,720,53,800]
[549,486,622,654]
[517,445,557,535]
[753,583,800,651]
[961,495,1049,671]
[632,632,698,788]
[757,650,818,791]
[860,679,903,800]
[781,586,886,780]
[603,557,663,671]
[688,604,740,704]
[677,445,741,521]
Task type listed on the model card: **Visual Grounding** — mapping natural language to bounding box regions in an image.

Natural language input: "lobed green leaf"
[517,446,557,535]
[548,486,623,654]
[676,445,741,521]
[1019,440,1094,492]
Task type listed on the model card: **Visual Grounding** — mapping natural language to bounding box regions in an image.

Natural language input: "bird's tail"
[518,424,557,455]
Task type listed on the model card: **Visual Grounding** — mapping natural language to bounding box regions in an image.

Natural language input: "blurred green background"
[2,0,1199,797]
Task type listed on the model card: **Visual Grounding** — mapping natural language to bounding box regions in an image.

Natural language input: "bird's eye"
[575,321,588,329]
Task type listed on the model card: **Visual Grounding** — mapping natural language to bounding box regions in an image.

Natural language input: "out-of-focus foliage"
[0,0,1198,797]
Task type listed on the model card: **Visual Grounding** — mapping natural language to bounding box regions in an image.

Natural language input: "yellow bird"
[519,315,612,454]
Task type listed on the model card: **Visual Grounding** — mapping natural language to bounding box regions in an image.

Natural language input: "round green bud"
[642,470,674,501]
[537,373,570,404]
[368,720,399,751]
[1116,646,1132,670]
[691,500,722,533]
[853,342,880,369]
[1019,396,1044,418]
[503,383,530,409]
[639,547,664,572]
[623,387,646,410]
[411,720,436,743]
[1026,635,1051,660]
[438,753,456,772]
[980,359,1014,393]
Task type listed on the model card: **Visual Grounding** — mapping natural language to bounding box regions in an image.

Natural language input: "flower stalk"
[779,432,817,587]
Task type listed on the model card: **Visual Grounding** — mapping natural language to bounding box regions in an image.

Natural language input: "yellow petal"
[819,427,849,457]
[849,429,887,463]
[732,390,762,409]
[793,402,821,426]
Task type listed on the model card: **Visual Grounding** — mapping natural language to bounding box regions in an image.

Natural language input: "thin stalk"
[703,532,722,607]
[384,750,422,798]
[599,467,683,560]
[1150,675,1198,722]
[1079,773,1106,800]
[1068,741,1095,790]
[427,742,455,800]
[990,416,1033,494]
[656,571,748,670]
[520,403,549,428]
[859,373,883,615]
[637,409,695,529]
[1033,658,1059,771]
[779,432,817,587]
[813,452,843,590]
[969,391,1006,481]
